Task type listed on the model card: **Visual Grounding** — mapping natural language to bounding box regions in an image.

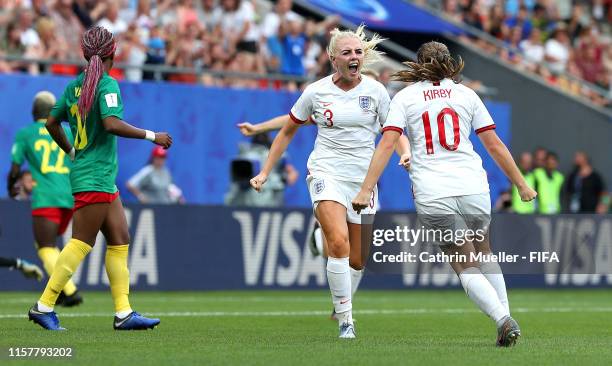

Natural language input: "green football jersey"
[11,121,74,209]
[50,72,123,194]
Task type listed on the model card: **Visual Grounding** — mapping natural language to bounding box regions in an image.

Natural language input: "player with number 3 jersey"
[250,25,411,339]
[352,41,537,347]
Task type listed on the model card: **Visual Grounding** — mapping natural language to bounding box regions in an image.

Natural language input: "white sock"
[314,227,324,255]
[350,267,363,298]
[459,267,509,326]
[116,310,132,319]
[480,262,510,314]
[336,308,353,324]
[37,301,53,313]
[327,257,352,323]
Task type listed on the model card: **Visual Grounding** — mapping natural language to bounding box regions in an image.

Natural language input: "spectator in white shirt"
[261,0,301,39]
[545,24,570,74]
[218,0,259,54]
[17,9,41,49]
[198,0,223,33]
[520,28,545,72]
[118,23,147,82]
[97,0,128,36]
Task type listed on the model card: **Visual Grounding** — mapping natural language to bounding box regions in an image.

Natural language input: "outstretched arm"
[250,120,300,192]
[102,116,172,148]
[478,130,536,202]
[352,130,402,212]
[237,115,290,136]
[237,114,313,136]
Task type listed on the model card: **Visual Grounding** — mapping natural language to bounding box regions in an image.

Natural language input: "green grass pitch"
[1,289,611,365]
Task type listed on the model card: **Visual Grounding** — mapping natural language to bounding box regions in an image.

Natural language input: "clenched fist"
[250,173,268,192]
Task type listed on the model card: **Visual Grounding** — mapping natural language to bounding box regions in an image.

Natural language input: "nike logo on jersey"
[423,88,452,102]
[340,299,350,304]
[321,102,333,107]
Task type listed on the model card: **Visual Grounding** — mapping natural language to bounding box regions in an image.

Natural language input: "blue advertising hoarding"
[1,200,610,291]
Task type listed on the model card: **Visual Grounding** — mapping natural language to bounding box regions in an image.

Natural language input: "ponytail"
[78,26,116,118]
[78,54,104,118]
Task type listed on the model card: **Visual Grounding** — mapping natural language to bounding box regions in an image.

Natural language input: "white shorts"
[307,174,377,224]
[415,193,491,245]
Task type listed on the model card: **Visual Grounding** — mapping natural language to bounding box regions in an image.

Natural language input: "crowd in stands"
[0,0,341,90]
[2,0,609,101]
[425,0,612,107]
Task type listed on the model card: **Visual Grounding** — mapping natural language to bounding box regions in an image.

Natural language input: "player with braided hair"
[28,26,172,331]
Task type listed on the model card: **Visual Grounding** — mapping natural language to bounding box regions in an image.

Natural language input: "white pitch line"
[1,307,612,319]
[2,295,607,305]
[0,296,335,304]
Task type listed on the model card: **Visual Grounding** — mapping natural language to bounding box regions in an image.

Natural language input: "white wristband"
[144,130,155,142]
[69,147,76,161]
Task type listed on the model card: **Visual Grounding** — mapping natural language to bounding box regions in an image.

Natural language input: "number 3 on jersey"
[421,107,460,155]
[70,104,88,150]
[323,109,333,127]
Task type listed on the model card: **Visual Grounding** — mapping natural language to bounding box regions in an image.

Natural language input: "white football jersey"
[290,75,390,182]
[383,78,495,203]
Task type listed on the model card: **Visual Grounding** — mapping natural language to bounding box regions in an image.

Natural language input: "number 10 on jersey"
[70,104,88,150]
[421,107,460,155]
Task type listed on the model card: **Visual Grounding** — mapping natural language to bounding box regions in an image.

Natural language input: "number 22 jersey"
[290,75,391,182]
[383,78,496,203]
[11,121,74,209]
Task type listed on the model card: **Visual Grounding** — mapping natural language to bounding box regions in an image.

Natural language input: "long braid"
[78,26,116,119]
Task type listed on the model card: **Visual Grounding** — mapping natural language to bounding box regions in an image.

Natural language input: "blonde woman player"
[237,68,407,322]
[250,26,410,338]
[352,41,537,347]
[237,68,388,262]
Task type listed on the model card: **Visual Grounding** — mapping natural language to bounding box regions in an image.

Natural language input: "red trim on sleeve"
[475,124,496,134]
[289,111,307,125]
[381,126,404,135]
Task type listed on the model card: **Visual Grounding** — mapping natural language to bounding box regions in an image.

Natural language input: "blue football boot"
[113,311,160,330]
[28,304,66,330]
